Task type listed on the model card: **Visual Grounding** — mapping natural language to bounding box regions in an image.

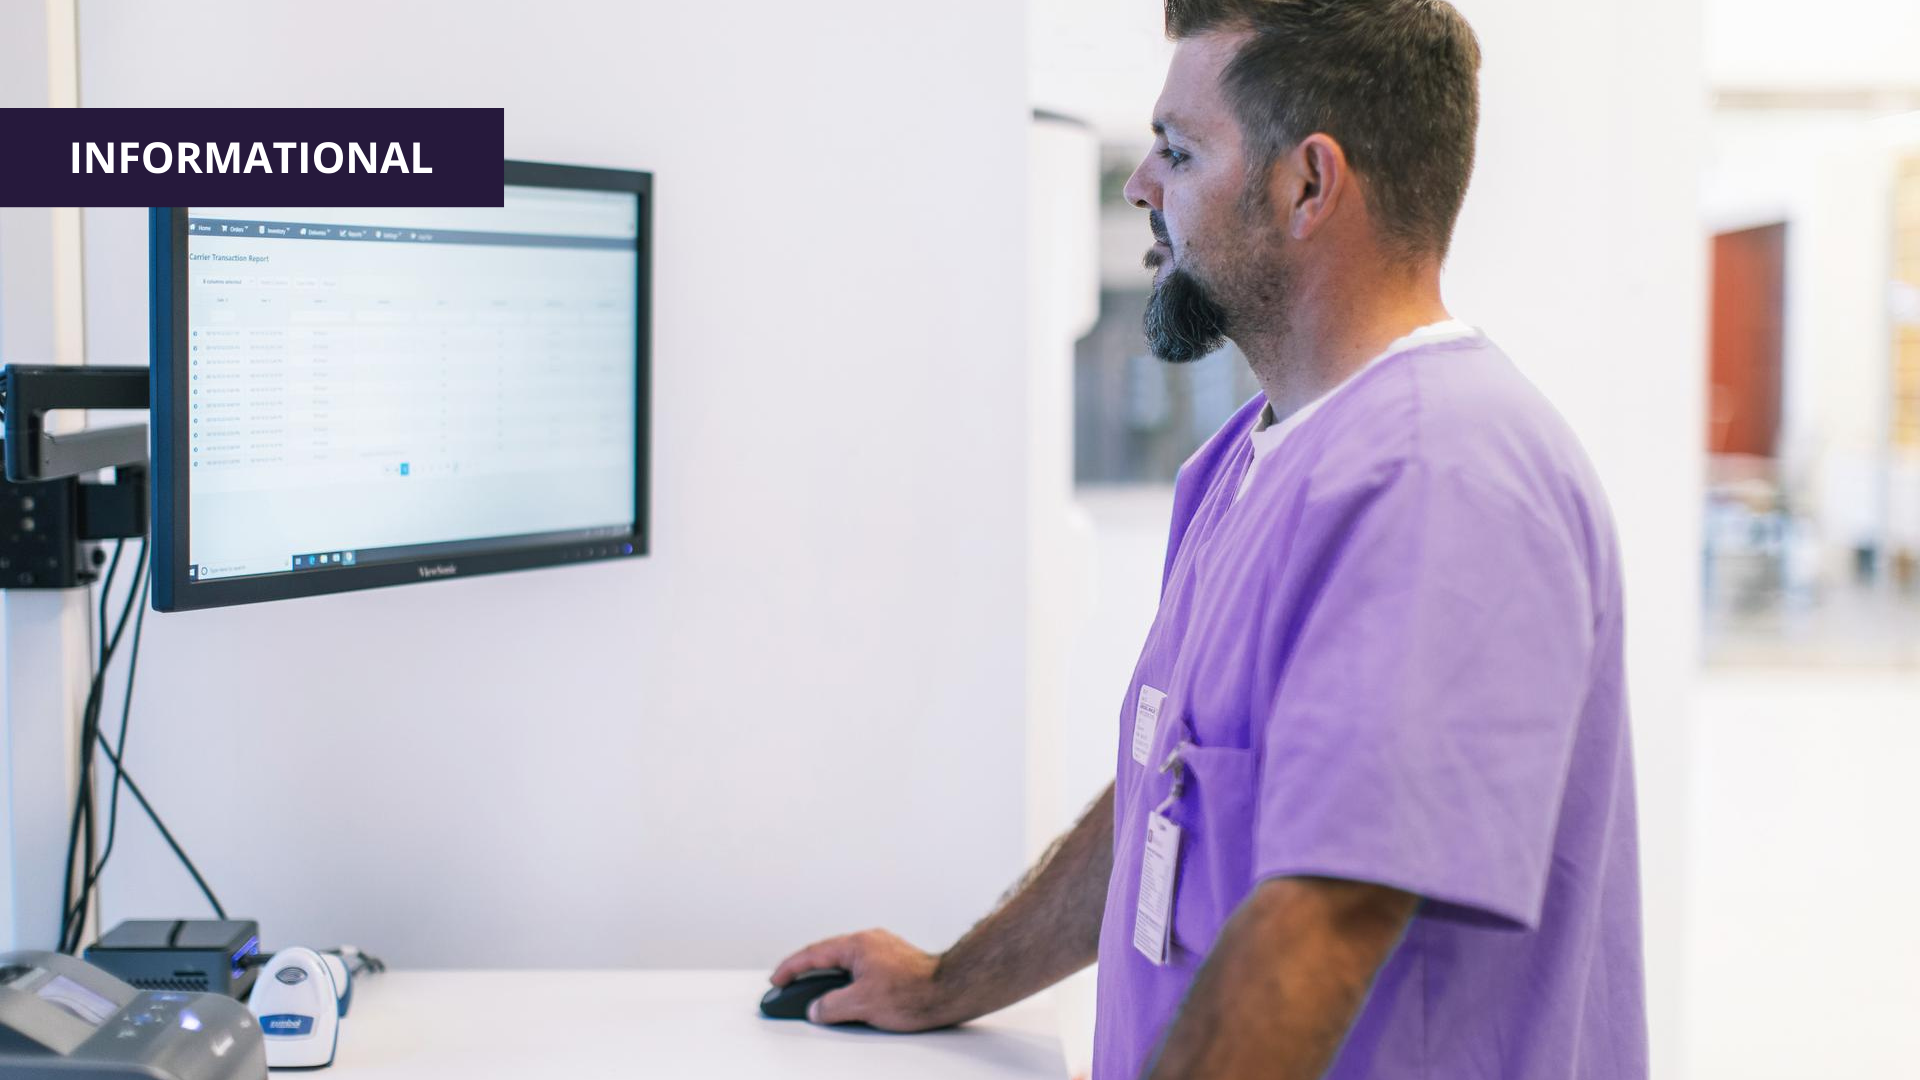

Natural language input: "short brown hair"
[1166,0,1482,259]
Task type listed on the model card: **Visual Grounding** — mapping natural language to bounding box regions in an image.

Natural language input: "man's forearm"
[1144,877,1417,1080]
[929,783,1115,1022]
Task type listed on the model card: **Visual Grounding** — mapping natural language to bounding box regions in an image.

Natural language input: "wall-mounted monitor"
[148,161,650,611]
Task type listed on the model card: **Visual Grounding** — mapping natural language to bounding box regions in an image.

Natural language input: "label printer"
[0,950,266,1080]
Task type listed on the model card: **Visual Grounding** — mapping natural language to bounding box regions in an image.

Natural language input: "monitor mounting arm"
[0,365,151,589]
[1,365,149,482]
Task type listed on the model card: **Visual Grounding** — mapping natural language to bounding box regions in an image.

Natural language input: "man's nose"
[1122,158,1159,210]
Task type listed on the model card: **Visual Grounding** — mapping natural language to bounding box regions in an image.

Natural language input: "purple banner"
[0,107,505,207]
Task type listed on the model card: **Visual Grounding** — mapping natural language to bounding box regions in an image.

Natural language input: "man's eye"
[1157,147,1189,168]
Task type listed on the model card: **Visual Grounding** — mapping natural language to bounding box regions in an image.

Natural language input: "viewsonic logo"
[417,563,459,579]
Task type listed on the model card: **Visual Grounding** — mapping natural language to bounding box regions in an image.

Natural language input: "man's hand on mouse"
[769,929,955,1031]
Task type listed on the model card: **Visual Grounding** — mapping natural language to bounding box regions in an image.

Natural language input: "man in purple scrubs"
[772,2,1647,1077]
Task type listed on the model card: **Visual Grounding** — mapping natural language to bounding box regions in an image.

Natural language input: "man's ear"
[1265,133,1349,241]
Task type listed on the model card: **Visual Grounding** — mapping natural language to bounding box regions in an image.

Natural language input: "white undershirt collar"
[1237,319,1478,500]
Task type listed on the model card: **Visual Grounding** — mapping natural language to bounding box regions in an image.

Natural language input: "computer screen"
[149,161,650,611]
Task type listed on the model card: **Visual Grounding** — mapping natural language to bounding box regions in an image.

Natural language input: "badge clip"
[1156,744,1187,815]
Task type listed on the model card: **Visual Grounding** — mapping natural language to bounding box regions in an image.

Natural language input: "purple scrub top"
[1092,333,1647,1079]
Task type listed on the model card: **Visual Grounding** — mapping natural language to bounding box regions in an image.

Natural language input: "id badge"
[1132,747,1187,966]
[1131,685,1167,766]
[1132,811,1181,966]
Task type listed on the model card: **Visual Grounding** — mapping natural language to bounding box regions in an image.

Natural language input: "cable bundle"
[57,539,226,954]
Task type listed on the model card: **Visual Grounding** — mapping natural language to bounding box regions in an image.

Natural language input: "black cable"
[87,561,148,886]
[60,538,123,941]
[60,549,229,948]
[58,539,127,952]
[57,672,106,951]
[103,544,146,656]
[82,722,227,923]
[60,586,118,949]
[241,947,387,978]
[333,947,386,977]
[62,540,146,952]
[96,541,126,665]
[64,561,152,939]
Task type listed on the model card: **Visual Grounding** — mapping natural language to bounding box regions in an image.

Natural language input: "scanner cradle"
[0,949,267,1080]
[245,948,340,1069]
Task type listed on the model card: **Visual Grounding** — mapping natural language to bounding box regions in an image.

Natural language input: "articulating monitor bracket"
[1,365,150,482]
[0,365,151,589]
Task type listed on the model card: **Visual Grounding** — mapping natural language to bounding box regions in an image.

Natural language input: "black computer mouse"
[759,968,853,1020]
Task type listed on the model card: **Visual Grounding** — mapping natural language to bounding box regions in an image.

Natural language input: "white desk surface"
[321,970,1065,1079]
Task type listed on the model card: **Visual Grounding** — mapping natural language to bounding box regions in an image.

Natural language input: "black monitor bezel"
[149,160,652,612]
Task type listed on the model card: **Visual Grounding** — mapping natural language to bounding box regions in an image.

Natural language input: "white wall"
[1041,1,1707,1074]
[1025,116,1100,859]
[69,0,1032,969]
[1031,0,1170,143]
[1,0,104,955]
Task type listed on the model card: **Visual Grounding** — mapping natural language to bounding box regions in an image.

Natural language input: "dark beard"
[1143,265,1231,364]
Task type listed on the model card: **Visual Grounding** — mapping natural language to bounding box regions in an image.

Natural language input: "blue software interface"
[182,187,639,582]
